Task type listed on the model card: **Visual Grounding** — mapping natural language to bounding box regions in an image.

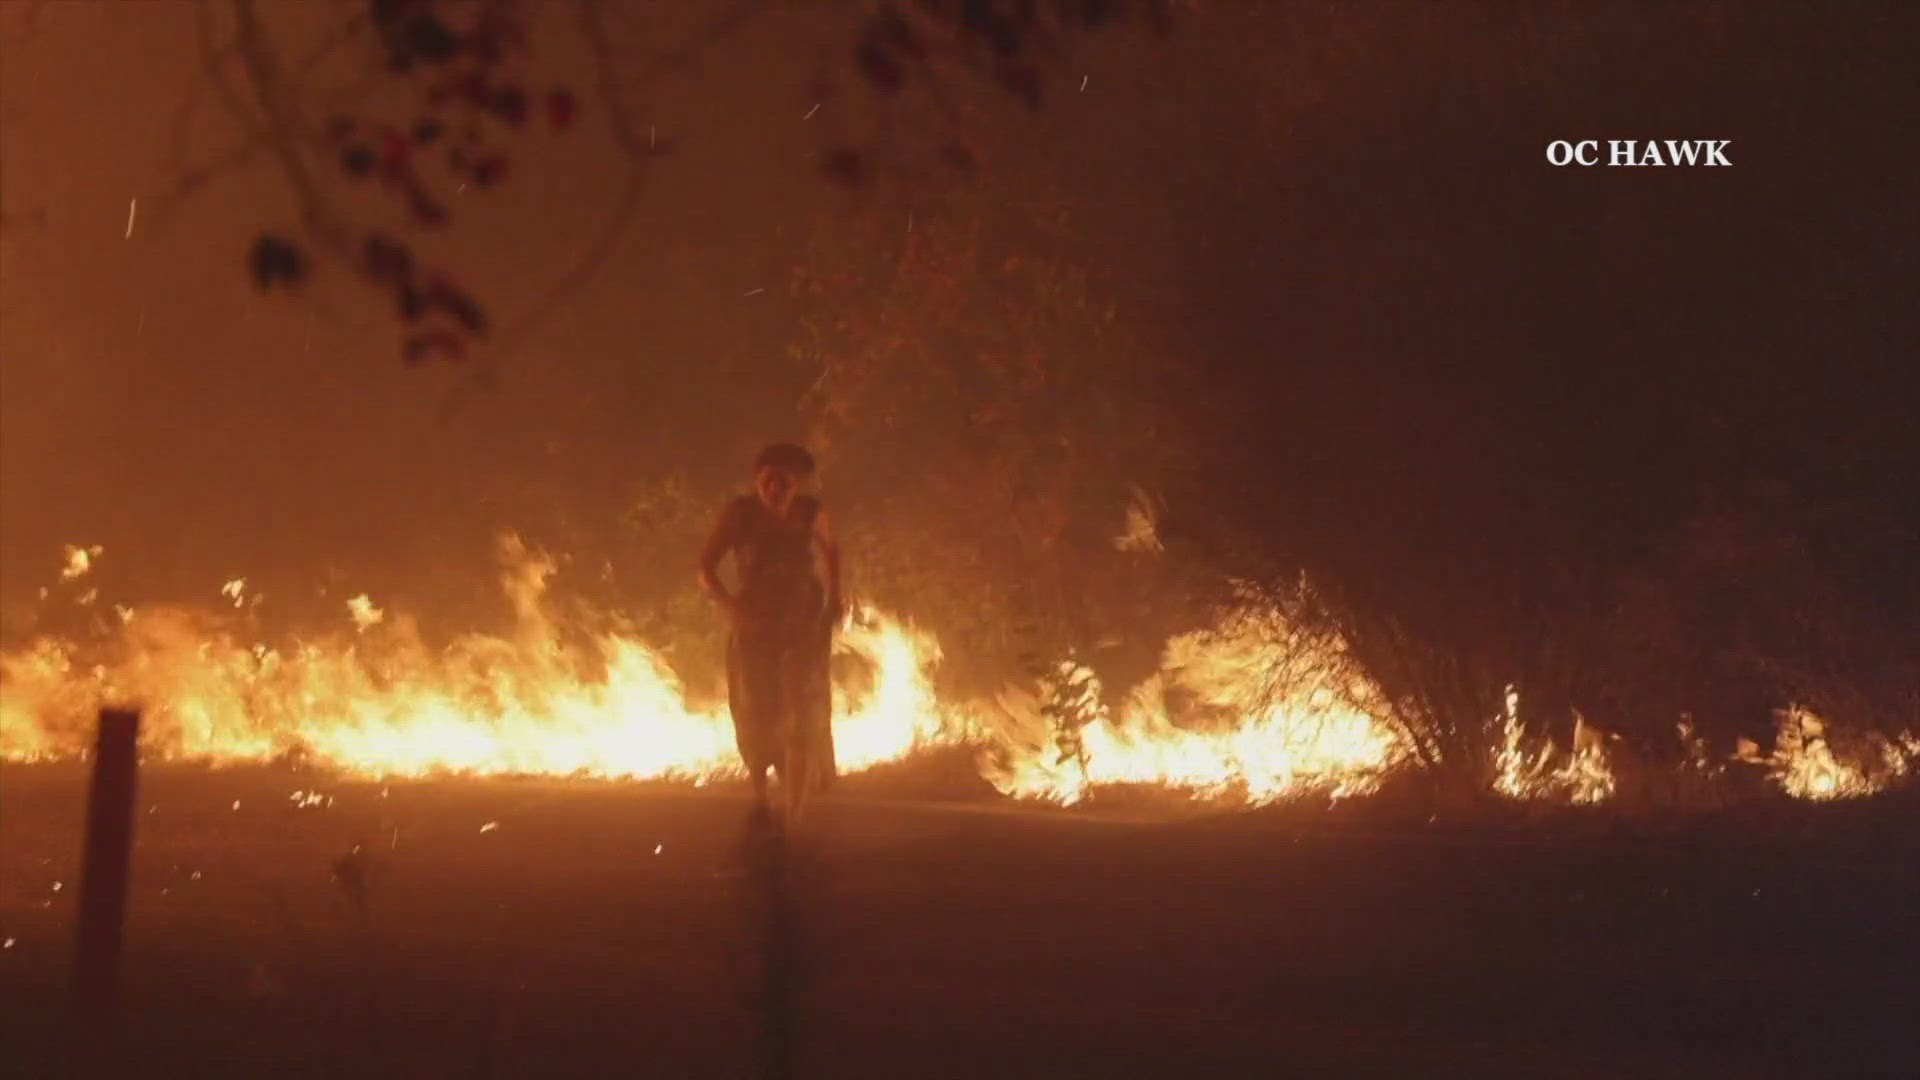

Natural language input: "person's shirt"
[720,494,824,614]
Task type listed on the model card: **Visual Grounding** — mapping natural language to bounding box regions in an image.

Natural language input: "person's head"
[752,442,815,512]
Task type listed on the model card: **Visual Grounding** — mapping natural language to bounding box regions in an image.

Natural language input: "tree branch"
[231,0,350,245]
[464,0,665,386]
[153,4,377,232]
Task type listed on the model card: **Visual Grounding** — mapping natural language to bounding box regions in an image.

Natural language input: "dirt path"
[3,765,1914,1077]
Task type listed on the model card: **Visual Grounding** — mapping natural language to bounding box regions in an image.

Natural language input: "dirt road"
[3,764,1914,1077]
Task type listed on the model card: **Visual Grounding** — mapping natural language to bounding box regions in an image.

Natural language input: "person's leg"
[802,619,835,795]
[719,630,785,880]
[777,641,814,828]
[729,629,777,815]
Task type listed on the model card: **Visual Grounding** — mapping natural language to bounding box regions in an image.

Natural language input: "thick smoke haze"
[8,10,1920,1075]
[3,2,856,624]
[4,1,1915,669]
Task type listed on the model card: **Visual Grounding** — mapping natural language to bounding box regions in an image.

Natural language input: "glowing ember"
[346,594,385,632]
[60,544,102,582]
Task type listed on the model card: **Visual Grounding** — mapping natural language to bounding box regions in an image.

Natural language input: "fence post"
[71,707,141,1028]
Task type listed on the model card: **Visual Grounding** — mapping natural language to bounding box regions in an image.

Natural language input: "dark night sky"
[3,1,1915,633]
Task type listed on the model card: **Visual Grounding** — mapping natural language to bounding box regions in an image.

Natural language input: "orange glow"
[986,604,1404,805]
[2,539,1910,806]
[1738,708,1913,801]
[0,536,969,782]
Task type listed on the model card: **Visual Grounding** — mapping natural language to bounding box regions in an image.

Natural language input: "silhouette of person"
[699,443,842,832]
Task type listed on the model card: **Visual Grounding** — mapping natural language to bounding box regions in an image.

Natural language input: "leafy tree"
[789,180,1198,699]
[160,0,1171,371]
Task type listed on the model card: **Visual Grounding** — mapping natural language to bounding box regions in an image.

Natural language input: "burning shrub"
[983,590,1406,806]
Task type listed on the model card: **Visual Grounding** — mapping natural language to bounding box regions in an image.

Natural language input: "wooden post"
[71,707,140,1028]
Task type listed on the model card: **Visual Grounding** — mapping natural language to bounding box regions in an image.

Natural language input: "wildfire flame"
[1493,688,1617,805]
[0,536,970,783]
[2,538,1911,807]
[987,606,1404,805]
[346,594,384,632]
[60,543,102,582]
[1739,707,1915,801]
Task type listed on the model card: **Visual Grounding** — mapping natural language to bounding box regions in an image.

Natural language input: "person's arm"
[813,508,843,625]
[698,501,739,613]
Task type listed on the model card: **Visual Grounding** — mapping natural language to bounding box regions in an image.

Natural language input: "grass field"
[3,762,1916,1078]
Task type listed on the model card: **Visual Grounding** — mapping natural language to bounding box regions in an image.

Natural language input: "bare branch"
[467,0,663,384]
[148,137,266,229]
[623,0,768,88]
[229,0,354,249]
[153,4,378,231]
